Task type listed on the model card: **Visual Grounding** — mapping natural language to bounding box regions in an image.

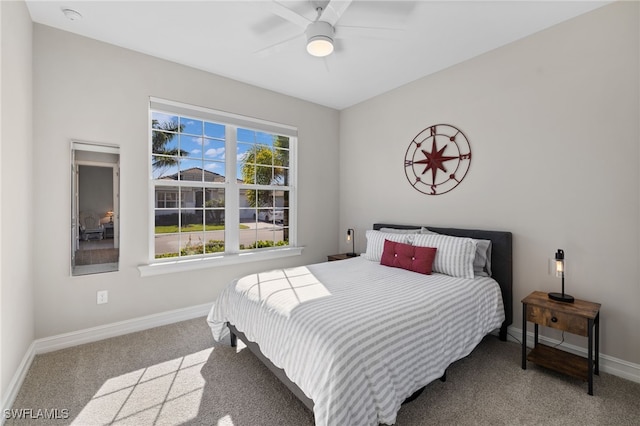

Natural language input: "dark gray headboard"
[373,223,513,340]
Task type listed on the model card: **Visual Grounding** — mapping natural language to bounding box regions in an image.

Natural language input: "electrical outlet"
[97,290,108,304]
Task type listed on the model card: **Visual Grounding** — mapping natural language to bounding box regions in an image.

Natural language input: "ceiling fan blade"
[255,33,305,57]
[260,1,311,29]
[322,56,331,73]
[319,0,353,27]
[335,25,405,41]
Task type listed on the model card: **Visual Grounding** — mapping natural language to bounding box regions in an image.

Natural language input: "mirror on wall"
[71,141,120,276]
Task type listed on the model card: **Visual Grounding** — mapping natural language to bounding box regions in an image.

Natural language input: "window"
[148,98,297,264]
[155,190,185,209]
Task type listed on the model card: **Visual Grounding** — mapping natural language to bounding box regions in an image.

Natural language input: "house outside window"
[149,98,297,262]
[155,190,185,209]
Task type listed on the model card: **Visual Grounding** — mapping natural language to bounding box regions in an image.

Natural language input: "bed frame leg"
[439,370,447,382]
[228,323,237,347]
[499,324,508,342]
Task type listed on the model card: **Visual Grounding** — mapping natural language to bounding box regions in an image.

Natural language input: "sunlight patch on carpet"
[71,348,213,425]
[217,414,234,425]
[235,339,247,353]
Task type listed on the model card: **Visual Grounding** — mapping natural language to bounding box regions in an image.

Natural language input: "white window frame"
[138,98,302,276]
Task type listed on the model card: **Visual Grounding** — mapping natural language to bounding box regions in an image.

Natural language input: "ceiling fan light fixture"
[306,21,335,57]
[307,36,334,57]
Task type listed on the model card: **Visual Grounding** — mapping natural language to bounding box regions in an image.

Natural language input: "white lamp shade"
[307,36,334,57]
[554,249,565,277]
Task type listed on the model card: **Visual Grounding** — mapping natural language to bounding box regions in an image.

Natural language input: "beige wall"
[32,24,340,338]
[339,1,639,364]
[1,0,34,405]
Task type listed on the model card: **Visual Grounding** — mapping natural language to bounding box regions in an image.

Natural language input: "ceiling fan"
[257,0,403,58]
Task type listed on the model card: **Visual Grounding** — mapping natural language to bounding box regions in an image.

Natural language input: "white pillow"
[419,229,492,277]
[419,227,439,235]
[412,233,477,279]
[380,227,422,234]
[379,227,423,244]
[363,230,410,262]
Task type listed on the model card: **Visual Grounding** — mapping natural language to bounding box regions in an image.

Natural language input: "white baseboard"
[33,303,212,354]
[1,341,36,425]
[1,302,212,424]
[507,325,640,384]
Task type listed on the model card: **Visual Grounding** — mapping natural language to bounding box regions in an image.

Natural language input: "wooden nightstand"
[521,291,601,395]
[104,223,114,239]
[327,253,358,262]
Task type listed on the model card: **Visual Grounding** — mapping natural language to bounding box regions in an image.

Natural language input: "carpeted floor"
[7,317,640,425]
[74,248,119,265]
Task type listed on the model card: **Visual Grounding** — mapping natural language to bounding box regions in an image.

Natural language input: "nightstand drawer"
[526,305,588,336]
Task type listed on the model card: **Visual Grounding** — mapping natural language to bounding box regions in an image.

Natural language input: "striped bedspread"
[207,256,505,426]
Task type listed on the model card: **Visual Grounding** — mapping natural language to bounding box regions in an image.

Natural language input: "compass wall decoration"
[404,124,472,195]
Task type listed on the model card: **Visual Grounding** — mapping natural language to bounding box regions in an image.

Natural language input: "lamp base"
[548,292,575,303]
[346,252,357,257]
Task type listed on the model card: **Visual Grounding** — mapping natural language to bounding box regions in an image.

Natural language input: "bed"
[207,223,512,425]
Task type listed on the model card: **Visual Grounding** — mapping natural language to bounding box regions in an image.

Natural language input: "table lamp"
[548,249,574,303]
[346,229,356,257]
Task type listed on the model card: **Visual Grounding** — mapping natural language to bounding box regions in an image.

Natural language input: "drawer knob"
[551,317,558,323]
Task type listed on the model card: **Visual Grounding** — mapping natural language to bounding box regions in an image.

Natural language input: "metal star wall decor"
[404,124,472,195]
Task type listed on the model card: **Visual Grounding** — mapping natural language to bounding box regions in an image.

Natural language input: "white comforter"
[207,256,505,426]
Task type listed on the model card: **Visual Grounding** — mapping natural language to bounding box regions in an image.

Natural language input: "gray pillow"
[473,239,493,277]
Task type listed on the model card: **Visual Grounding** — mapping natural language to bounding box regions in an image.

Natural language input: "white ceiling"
[25,0,610,110]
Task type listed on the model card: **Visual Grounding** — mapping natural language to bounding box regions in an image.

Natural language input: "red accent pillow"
[380,239,437,275]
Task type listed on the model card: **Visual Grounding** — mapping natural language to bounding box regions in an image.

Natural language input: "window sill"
[137,247,304,277]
